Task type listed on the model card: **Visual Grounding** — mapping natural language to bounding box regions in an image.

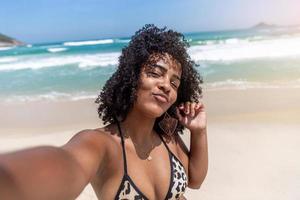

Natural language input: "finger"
[178,103,185,116]
[178,103,184,110]
[184,102,191,115]
[176,107,183,122]
[190,102,196,117]
[195,102,204,111]
[181,115,188,125]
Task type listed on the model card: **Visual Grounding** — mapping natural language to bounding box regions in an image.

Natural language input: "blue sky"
[1,0,300,43]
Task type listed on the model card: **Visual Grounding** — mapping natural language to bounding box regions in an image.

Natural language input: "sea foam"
[0,52,120,71]
[205,79,300,90]
[0,91,97,103]
[0,57,18,63]
[189,35,300,61]
[0,47,14,51]
[47,47,67,53]
[64,39,114,46]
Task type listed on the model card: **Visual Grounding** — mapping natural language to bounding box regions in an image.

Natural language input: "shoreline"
[1,87,299,133]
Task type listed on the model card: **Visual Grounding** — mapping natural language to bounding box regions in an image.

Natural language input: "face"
[133,53,182,118]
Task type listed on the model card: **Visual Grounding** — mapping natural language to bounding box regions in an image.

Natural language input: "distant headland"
[250,22,278,29]
[0,33,24,47]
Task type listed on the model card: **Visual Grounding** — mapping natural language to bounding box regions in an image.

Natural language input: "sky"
[1,0,300,44]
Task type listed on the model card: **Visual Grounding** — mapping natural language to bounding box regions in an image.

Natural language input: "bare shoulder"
[61,127,119,180]
[63,126,121,157]
[67,128,114,147]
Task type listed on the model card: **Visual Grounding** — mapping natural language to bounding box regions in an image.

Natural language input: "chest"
[92,140,186,200]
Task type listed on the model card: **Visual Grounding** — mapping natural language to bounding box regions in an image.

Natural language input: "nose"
[158,78,171,93]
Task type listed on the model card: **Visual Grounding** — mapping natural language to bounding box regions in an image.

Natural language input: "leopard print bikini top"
[115,122,188,200]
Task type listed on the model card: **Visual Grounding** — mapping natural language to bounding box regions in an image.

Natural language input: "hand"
[176,101,207,133]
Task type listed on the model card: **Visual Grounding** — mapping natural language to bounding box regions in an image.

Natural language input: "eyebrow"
[151,64,181,81]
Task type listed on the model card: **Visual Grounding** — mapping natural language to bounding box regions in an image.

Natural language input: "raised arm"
[0,129,109,200]
[176,102,208,189]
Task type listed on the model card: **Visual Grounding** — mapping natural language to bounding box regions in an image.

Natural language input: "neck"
[120,109,157,145]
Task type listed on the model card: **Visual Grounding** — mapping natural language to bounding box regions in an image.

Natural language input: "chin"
[145,104,168,118]
[135,97,171,118]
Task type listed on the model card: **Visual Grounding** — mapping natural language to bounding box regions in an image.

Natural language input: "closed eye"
[171,81,179,89]
[148,71,161,77]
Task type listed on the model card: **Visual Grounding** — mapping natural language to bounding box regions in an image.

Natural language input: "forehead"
[144,53,182,75]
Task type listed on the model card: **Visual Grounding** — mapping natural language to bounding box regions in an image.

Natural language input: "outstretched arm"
[0,129,108,200]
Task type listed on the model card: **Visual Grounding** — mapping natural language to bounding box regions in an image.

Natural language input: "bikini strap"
[116,121,128,175]
[157,133,172,153]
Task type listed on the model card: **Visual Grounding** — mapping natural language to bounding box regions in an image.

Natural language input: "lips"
[152,93,169,103]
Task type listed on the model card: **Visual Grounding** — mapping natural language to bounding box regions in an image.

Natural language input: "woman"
[0,24,208,200]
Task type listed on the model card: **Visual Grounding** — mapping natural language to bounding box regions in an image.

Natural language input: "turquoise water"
[1,26,300,102]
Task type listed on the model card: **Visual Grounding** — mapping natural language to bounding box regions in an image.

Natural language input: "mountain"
[0,33,24,47]
[250,22,277,29]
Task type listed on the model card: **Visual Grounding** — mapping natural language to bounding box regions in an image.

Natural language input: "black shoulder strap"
[116,121,128,174]
[157,133,171,153]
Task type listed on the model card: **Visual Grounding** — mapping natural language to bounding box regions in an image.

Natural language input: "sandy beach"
[1,87,300,200]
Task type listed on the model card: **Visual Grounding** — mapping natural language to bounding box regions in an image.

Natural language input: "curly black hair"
[95,24,203,135]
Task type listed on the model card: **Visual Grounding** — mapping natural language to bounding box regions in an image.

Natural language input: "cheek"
[135,75,178,113]
[170,90,178,104]
[137,75,158,96]
[135,79,154,103]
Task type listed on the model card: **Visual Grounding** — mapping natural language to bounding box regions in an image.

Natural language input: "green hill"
[0,33,24,47]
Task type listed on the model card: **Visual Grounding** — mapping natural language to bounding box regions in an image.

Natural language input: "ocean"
[1,26,300,102]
